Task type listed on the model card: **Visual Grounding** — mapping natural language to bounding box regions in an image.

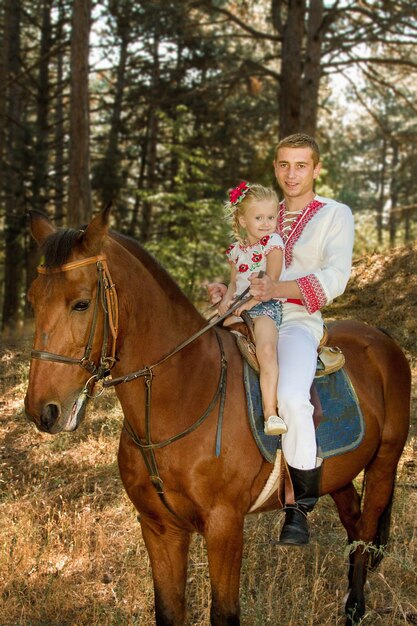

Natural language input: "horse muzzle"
[24,388,89,434]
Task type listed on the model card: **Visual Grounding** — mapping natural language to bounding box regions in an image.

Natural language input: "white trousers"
[277,323,319,470]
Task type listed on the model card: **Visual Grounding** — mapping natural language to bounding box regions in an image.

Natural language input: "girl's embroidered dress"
[226,232,285,293]
[226,232,284,326]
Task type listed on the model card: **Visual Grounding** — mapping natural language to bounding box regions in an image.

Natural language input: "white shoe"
[264,415,287,436]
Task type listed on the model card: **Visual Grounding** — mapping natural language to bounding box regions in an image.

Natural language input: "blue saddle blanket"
[243,361,365,463]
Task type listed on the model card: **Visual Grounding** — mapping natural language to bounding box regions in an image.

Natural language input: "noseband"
[31,255,119,380]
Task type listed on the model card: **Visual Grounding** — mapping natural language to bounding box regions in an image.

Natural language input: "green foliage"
[319,77,417,250]
[142,132,230,302]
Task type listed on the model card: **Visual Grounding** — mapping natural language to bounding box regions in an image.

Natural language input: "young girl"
[219,182,287,436]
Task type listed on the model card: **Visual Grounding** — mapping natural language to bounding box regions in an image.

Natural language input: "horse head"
[25,206,205,436]
[25,207,114,433]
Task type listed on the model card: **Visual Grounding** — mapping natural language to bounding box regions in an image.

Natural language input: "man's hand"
[249,273,277,301]
[207,282,227,305]
[250,274,304,301]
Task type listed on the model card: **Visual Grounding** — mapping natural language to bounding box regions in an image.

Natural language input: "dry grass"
[1,244,416,625]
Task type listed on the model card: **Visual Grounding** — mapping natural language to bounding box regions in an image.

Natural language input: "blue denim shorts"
[248,299,283,329]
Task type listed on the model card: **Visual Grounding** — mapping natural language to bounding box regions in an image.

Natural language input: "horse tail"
[368,477,396,571]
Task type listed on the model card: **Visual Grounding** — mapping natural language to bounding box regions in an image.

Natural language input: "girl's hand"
[234,298,255,317]
[218,298,233,316]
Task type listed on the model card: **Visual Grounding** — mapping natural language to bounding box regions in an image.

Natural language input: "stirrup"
[277,505,310,546]
[282,503,308,518]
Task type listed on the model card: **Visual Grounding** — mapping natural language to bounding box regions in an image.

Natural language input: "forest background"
[1,0,417,332]
[1,2,417,624]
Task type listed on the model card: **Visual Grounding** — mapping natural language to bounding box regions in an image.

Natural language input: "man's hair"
[275,133,320,166]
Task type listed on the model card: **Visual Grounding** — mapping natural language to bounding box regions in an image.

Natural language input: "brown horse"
[24,208,411,626]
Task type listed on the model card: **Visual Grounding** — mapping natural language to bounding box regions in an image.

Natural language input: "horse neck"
[103,237,225,443]
[104,238,207,367]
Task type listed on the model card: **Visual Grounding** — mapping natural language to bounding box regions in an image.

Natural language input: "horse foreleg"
[140,519,190,626]
[204,508,244,626]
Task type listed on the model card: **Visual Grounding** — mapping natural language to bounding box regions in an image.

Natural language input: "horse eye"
[73,300,90,312]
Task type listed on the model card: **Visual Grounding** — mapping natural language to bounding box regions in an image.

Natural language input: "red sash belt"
[286,298,303,305]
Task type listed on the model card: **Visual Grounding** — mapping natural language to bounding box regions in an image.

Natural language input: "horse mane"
[109,230,202,317]
[39,224,203,319]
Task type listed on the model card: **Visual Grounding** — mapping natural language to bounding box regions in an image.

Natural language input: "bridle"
[31,255,119,381]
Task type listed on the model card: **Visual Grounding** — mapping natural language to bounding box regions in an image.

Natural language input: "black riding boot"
[278,465,321,545]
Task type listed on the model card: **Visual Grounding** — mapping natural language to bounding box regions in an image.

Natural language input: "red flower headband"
[229,181,251,205]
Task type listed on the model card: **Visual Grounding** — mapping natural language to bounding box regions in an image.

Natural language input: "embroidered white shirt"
[278,195,354,314]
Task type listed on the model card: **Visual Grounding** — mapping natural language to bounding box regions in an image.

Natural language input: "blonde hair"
[225,183,279,243]
[275,133,320,166]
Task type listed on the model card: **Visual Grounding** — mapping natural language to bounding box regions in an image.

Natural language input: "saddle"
[228,312,345,378]
[228,315,359,511]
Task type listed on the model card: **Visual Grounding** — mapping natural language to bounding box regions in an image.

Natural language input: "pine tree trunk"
[389,142,399,246]
[98,20,129,222]
[300,0,323,136]
[32,0,52,214]
[274,0,323,138]
[140,35,160,242]
[0,2,6,186]
[53,0,66,225]
[376,136,387,245]
[1,0,25,333]
[67,0,92,227]
[278,0,305,138]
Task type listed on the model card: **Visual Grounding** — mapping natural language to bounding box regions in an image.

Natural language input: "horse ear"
[82,204,112,254]
[29,210,56,246]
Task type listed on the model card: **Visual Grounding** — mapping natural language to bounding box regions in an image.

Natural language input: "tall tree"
[67,0,92,226]
[52,0,69,225]
[92,0,133,213]
[32,0,53,215]
[0,0,416,330]
[23,0,55,320]
[0,3,6,188]
[1,0,25,333]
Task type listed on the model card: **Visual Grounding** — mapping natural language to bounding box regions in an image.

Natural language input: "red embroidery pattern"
[297,274,327,314]
[278,199,324,268]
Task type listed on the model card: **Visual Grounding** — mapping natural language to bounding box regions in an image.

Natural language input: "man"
[209,133,354,544]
